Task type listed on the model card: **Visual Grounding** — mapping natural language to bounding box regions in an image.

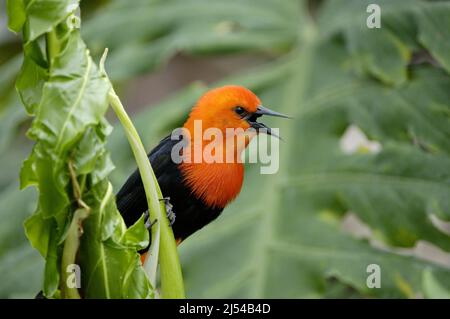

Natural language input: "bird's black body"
[116,135,223,243]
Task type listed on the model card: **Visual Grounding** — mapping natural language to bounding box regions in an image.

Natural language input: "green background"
[1,0,450,298]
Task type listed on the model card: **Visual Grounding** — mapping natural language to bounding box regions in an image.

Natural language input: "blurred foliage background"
[1,0,450,298]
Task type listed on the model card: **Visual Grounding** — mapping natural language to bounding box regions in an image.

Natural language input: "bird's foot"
[143,198,176,229]
[160,197,176,226]
[144,210,157,229]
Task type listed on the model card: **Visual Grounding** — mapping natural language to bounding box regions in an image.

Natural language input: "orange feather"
[180,85,261,208]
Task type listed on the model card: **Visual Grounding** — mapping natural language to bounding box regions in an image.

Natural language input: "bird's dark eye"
[234,106,247,117]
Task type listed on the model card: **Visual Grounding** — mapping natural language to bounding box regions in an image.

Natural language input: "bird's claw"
[160,197,176,226]
[143,198,176,229]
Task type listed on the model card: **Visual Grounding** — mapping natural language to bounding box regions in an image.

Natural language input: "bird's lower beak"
[249,121,281,139]
[248,105,291,139]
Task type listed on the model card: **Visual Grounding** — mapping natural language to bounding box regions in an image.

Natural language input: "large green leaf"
[175,1,450,298]
[13,1,153,298]
[104,0,450,297]
[416,1,450,74]
[177,50,450,297]
[82,0,299,81]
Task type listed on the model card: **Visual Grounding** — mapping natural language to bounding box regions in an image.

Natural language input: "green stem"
[59,161,91,299]
[46,29,59,67]
[108,89,185,299]
[60,208,89,299]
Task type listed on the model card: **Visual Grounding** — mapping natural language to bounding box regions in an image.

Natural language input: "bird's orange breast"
[180,161,244,209]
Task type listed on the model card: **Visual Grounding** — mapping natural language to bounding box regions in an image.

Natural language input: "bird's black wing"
[116,134,224,241]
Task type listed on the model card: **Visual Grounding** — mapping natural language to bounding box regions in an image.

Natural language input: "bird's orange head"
[180,85,289,209]
[184,85,261,136]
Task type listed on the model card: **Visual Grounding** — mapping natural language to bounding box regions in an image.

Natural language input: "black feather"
[116,135,223,243]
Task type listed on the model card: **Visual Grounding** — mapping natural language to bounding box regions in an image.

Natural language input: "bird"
[116,85,289,248]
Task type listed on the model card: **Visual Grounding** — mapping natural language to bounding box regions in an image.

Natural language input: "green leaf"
[179,43,450,297]
[422,268,450,299]
[79,181,153,298]
[97,1,450,294]
[16,42,48,115]
[13,0,153,299]
[82,0,300,81]
[345,27,410,85]
[24,212,51,258]
[122,214,149,251]
[416,2,450,74]
[6,0,26,32]
[28,32,111,155]
[23,0,79,42]
[43,226,60,297]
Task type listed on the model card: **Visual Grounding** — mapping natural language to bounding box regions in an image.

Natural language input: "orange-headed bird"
[116,85,289,245]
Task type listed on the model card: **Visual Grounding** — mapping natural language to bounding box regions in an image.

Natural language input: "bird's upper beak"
[247,105,291,139]
[254,105,291,119]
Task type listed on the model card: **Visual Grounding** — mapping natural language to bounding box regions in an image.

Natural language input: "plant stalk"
[108,88,185,298]
[60,207,89,299]
[46,29,59,67]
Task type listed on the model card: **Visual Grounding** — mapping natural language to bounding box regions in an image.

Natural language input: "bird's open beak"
[247,105,291,139]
